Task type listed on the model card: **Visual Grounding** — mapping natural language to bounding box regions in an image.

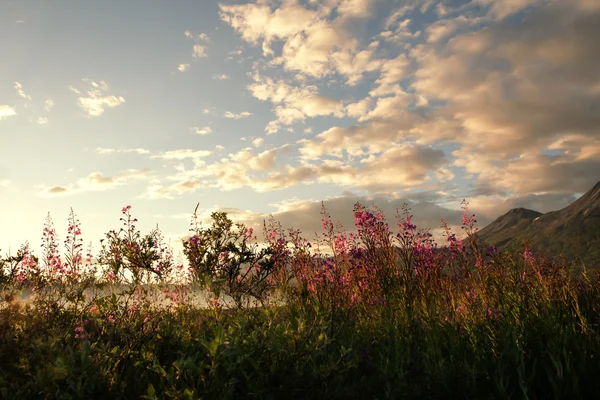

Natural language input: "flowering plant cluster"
[182,204,276,308]
[1,200,599,399]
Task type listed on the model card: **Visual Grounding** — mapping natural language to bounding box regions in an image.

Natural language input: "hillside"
[477,181,600,265]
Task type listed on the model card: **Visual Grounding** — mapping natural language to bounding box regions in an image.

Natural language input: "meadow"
[1,202,599,399]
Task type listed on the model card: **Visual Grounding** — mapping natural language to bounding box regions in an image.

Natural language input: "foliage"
[183,204,276,308]
[1,201,600,399]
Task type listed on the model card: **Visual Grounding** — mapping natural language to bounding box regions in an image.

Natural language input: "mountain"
[477,181,600,266]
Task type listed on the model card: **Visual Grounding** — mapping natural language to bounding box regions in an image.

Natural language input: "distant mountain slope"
[477,181,600,265]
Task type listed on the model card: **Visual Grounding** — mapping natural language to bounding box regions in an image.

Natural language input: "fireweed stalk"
[1,201,598,399]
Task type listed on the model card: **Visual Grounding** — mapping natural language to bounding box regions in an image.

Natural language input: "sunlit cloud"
[223,111,252,119]
[192,44,207,58]
[96,147,151,155]
[70,79,125,117]
[40,169,152,197]
[14,82,32,103]
[184,30,209,41]
[150,149,212,160]
[0,105,17,121]
[191,126,213,135]
[44,99,54,112]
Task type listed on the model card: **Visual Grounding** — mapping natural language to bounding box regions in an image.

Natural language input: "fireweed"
[1,202,599,399]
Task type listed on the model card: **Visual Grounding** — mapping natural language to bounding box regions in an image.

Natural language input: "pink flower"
[74,323,88,340]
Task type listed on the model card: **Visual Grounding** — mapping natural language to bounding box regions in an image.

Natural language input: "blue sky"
[1,0,599,257]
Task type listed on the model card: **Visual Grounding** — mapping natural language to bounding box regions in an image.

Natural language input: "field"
[1,203,600,399]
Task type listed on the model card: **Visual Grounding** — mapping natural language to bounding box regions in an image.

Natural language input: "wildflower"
[74,322,88,340]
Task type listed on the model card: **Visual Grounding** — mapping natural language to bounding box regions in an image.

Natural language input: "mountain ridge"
[477,181,600,265]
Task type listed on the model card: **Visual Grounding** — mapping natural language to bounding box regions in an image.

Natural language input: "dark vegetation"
[1,198,600,399]
[478,181,600,265]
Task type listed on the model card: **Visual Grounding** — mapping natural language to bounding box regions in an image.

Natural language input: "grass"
[1,203,599,399]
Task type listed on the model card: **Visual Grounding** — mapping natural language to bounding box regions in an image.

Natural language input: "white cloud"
[36,117,48,124]
[144,180,204,200]
[191,126,213,135]
[213,74,230,80]
[178,63,191,72]
[224,111,252,119]
[14,82,32,102]
[345,97,373,118]
[192,44,207,58]
[41,169,151,197]
[185,30,209,41]
[151,149,212,160]
[70,80,125,117]
[0,105,17,121]
[369,55,411,97]
[44,99,54,112]
[252,137,264,147]
[265,120,280,135]
[96,147,151,155]
[219,0,378,81]
[248,74,344,127]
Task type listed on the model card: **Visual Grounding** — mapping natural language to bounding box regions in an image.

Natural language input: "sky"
[1,0,599,258]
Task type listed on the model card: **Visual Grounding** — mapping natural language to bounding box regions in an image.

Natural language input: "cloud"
[47,186,68,194]
[144,180,204,200]
[191,126,213,135]
[70,80,125,117]
[252,137,264,147]
[44,99,54,112]
[41,169,151,197]
[96,147,151,155]
[178,63,191,72]
[265,120,280,135]
[14,82,32,103]
[150,140,446,195]
[183,30,209,59]
[248,74,344,128]
[150,149,212,161]
[184,31,209,41]
[370,55,411,97]
[0,106,17,121]
[213,74,230,80]
[406,1,600,194]
[219,0,379,81]
[145,145,293,196]
[473,0,542,20]
[345,97,373,118]
[192,44,207,58]
[36,117,48,124]
[224,111,252,119]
